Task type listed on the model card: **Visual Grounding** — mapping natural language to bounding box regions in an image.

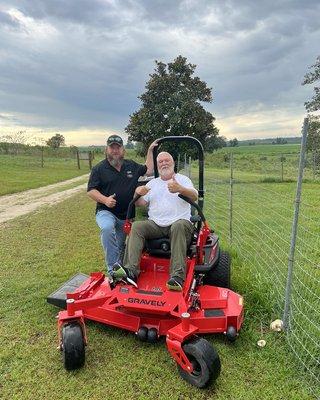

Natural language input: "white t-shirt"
[143,173,197,227]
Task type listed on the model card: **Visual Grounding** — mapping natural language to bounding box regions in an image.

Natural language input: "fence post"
[281,153,284,182]
[89,151,93,170]
[41,146,44,168]
[229,152,234,245]
[76,150,80,170]
[283,117,308,330]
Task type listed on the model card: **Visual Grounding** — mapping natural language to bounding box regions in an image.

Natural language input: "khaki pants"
[124,219,194,280]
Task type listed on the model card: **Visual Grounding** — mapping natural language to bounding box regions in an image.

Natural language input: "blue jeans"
[95,210,126,273]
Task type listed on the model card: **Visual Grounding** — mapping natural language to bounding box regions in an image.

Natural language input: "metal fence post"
[229,152,234,245]
[283,117,308,330]
[281,153,284,182]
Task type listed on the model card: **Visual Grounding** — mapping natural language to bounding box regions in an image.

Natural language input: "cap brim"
[107,141,123,146]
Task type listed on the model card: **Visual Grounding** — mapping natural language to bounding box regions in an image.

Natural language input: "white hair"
[156,151,174,162]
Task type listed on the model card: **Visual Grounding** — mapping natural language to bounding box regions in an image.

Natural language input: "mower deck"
[50,256,243,339]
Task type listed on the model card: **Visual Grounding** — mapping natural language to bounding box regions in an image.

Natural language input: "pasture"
[0,154,92,196]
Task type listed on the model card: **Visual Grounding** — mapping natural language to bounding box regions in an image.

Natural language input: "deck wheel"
[177,337,221,388]
[62,323,85,370]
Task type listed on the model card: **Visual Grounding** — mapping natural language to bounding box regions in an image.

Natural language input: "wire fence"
[184,122,319,398]
[0,144,95,170]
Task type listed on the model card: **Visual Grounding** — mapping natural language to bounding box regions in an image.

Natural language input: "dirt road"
[0,175,88,224]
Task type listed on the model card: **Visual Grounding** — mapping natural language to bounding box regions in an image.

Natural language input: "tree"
[205,135,227,152]
[229,138,239,147]
[302,56,320,112]
[125,56,220,156]
[46,134,65,149]
[0,131,27,154]
[125,140,134,149]
[272,137,287,145]
[306,116,320,152]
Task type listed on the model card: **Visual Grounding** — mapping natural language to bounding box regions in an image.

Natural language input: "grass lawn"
[0,155,93,195]
[0,193,314,400]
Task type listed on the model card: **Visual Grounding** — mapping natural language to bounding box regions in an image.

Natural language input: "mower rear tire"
[62,323,85,371]
[178,337,221,388]
[204,251,231,288]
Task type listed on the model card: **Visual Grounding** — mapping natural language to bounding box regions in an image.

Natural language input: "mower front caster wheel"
[147,328,158,343]
[178,337,221,388]
[62,323,85,370]
[136,327,159,343]
[136,327,148,342]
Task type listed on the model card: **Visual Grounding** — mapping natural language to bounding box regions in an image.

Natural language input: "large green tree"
[302,57,320,164]
[46,133,65,149]
[306,116,320,151]
[125,56,219,156]
[302,56,320,112]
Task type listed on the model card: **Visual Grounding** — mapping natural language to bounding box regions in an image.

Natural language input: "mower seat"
[145,237,171,257]
[145,233,197,258]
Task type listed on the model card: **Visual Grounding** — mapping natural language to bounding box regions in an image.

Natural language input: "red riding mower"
[47,136,244,388]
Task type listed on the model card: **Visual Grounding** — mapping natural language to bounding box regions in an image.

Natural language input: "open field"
[0,155,93,196]
[1,144,318,196]
[0,192,314,400]
[216,143,300,155]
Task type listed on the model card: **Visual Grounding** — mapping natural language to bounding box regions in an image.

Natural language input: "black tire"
[62,323,85,371]
[178,337,221,388]
[204,251,231,288]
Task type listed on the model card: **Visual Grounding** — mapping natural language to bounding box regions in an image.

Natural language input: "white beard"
[159,166,174,178]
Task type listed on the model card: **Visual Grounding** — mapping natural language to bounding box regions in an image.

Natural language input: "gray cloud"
[0,0,319,141]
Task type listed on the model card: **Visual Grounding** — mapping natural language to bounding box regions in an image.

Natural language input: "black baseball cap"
[107,134,123,146]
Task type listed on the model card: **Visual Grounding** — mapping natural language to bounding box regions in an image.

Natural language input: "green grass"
[216,143,300,155]
[0,193,314,400]
[0,155,92,195]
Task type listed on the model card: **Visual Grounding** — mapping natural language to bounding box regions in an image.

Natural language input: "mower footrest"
[47,273,89,309]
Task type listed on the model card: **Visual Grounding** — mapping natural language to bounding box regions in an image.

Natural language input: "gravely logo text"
[128,297,166,307]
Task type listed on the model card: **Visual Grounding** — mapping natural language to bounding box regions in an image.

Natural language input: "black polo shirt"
[87,159,147,219]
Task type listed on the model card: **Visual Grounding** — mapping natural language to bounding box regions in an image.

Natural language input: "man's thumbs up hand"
[168,174,182,193]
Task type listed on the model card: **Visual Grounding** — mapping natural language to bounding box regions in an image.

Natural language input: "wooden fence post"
[41,146,44,168]
[76,150,80,170]
[89,151,93,170]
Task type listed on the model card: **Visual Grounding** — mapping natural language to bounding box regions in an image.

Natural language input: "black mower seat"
[145,234,197,258]
[145,237,171,257]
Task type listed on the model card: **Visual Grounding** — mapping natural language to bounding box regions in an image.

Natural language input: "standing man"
[87,134,157,275]
[113,151,198,291]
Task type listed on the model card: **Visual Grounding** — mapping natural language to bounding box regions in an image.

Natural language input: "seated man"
[113,151,198,291]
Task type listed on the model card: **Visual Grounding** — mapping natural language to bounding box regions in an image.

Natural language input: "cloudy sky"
[0,0,319,145]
